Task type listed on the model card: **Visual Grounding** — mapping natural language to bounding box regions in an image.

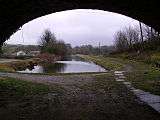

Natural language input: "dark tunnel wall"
[0,0,160,45]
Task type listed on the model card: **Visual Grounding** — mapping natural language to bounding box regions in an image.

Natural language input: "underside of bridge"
[0,0,159,45]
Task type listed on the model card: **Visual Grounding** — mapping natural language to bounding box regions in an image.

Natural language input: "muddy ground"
[0,73,159,120]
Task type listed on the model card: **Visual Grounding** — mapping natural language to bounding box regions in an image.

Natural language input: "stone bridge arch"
[0,0,159,45]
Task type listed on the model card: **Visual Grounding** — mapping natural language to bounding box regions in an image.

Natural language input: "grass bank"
[0,58,40,72]
[80,55,160,95]
[79,55,123,71]
[111,51,160,67]
[126,70,160,95]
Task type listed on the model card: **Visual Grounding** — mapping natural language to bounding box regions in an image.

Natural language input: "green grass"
[0,77,65,120]
[111,51,160,67]
[0,77,64,96]
[79,55,160,95]
[126,70,160,95]
[79,55,123,71]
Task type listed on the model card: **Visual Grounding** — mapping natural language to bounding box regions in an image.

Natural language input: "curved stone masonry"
[114,71,160,113]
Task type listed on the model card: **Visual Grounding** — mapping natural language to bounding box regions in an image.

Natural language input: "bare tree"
[114,26,140,52]
[114,30,128,51]
[114,24,160,52]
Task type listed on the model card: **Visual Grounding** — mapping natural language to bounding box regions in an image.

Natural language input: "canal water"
[17,56,106,73]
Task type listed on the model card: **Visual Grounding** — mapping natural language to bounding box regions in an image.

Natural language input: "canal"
[17,56,106,73]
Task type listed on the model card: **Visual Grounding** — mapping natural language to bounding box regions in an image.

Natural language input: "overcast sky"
[6,9,139,47]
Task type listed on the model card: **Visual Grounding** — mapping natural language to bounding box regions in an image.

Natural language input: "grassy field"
[80,55,160,95]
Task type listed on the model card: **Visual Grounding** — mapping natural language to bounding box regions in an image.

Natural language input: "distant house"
[16,51,26,56]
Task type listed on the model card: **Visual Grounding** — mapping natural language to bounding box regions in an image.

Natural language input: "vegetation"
[109,24,160,95]
[79,55,123,71]
[0,77,54,95]
[80,55,160,95]
[0,77,65,120]
[126,70,160,95]
[114,26,139,52]
[114,24,160,53]
[0,64,15,72]
[0,74,159,120]
[2,43,40,57]
[113,24,160,66]
[39,29,70,57]
[72,45,115,55]
[0,58,40,72]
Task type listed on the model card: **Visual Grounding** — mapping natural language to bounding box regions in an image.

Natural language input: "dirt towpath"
[0,72,159,120]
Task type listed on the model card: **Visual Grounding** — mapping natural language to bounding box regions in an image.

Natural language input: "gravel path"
[0,72,101,90]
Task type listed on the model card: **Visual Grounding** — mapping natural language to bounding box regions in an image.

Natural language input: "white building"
[16,51,26,56]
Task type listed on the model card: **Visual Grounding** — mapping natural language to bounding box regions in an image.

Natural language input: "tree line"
[114,23,160,53]
[72,45,115,55]
[40,29,115,56]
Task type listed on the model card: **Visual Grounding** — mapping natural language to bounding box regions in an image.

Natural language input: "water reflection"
[17,56,106,73]
[42,63,66,73]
